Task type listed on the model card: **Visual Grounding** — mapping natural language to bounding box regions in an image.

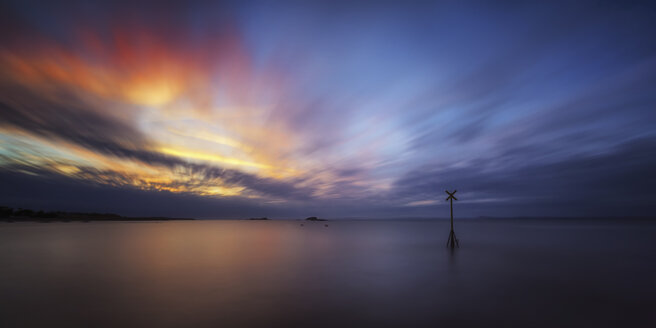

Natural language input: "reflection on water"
[0,219,655,327]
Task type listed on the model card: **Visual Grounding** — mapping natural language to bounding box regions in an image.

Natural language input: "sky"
[0,0,655,218]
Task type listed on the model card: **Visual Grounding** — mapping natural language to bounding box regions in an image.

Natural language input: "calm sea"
[1,219,655,327]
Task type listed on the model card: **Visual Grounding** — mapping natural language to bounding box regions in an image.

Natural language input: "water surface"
[1,219,654,327]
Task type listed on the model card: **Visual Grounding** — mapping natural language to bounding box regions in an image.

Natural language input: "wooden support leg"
[446,229,459,248]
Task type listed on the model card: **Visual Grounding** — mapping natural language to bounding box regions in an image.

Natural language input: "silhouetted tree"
[0,207,13,218]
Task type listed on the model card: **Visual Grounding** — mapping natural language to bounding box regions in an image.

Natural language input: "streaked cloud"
[0,0,654,217]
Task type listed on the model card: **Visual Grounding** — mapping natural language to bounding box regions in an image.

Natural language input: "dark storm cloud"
[0,167,281,218]
[0,86,191,170]
[0,86,147,155]
[0,87,318,202]
[0,160,319,214]
[188,165,316,201]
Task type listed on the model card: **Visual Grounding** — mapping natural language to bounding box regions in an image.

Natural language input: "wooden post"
[450,196,453,231]
[445,190,459,248]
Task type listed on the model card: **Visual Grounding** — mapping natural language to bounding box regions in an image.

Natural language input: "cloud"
[0,84,320,201]
[390,137,656,217]
[0,0,655,217]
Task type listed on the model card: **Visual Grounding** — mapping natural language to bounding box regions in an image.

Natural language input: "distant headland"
[0,206,194,222]
[246,216,327,221]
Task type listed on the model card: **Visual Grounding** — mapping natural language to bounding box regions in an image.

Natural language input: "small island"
[248,217,269,220]
[305,216,327,221]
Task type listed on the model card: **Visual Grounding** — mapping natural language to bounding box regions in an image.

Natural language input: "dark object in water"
[305,216,326,221]
[445,190,460,248]
[249,217,269,220]
[324,224,328,227]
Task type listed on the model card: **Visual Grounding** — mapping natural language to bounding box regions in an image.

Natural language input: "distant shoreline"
[0,206,193,222]
[1,216,195,222]
[2,204,653,223]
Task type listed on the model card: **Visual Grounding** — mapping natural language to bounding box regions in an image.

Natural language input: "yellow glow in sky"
[158,147,272,170]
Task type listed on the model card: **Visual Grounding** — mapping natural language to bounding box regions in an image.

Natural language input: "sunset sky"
[1,0,654,218]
